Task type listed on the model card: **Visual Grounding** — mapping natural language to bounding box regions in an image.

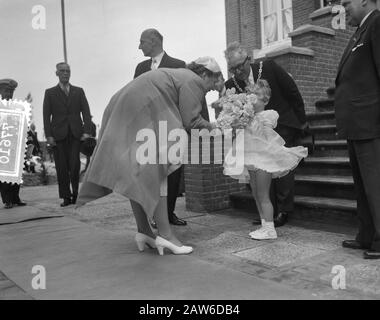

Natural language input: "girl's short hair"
[253,79,271,103]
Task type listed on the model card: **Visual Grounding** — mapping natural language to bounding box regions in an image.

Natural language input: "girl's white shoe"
[155,236,193,255]
[135,233,156,252]
[249,227,277,240]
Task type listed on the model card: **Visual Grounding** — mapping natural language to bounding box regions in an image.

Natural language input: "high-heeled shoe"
[135,233,156,252]
[155,236,193,255]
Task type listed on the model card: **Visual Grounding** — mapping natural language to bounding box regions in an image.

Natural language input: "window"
[260,0,293,48]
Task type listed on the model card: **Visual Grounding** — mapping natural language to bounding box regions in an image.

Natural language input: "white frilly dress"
[224,110,308,182]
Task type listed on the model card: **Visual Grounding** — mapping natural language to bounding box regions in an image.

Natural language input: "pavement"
[0,184,379,300]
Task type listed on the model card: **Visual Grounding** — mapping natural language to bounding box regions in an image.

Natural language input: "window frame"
[259,0,293,50]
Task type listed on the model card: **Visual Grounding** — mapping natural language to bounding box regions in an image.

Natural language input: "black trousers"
[167,165,183,219]
[348,139,380,252]
[270,124,300,216]
[0,182,21,204]
[53,132,81,199]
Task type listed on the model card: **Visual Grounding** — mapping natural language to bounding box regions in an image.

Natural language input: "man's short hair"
[56,62,70,70]
[143,28,163,43]
[224,41,248,62]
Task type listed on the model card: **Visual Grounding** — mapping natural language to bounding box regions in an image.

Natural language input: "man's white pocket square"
[352,43,364,52]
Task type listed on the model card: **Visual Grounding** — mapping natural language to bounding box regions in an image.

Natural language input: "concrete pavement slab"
[0,216,318,300]
[234,241,327,267]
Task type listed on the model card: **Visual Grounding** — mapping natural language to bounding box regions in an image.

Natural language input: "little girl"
[224,79,308,240]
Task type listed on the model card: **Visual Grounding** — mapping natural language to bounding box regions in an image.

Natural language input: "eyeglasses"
[228,56,249,73]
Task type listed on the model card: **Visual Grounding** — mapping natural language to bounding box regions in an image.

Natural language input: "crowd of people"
[1,0,379,260]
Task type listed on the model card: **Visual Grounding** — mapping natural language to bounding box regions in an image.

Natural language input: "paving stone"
[201,232,266,254]
[234,241,327,267]
[276,225,349,251]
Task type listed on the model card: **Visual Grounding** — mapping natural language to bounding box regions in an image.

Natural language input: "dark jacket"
[134,52,186,78]
[27,130,41,156]
[225,60,306,130]
[335,10,380,140]
[43,84,92,141]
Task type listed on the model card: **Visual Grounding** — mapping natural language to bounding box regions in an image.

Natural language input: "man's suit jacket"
[335,10,380,140]
[134,52,186,79]
[225,60,306,130]
[43,85,92,141]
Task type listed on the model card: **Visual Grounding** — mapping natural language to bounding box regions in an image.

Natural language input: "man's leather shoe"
[4,202,13,209]
[342,240,370,250]
[364,250,380,259]
[71,195,77,205]
[169,213,187,226]
[60,198,71,207]
[274,212,288,227]
[14,201,26,207]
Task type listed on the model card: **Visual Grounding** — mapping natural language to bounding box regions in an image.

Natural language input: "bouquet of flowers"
[215,88,258,130]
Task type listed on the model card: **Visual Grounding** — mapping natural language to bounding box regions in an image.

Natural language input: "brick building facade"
[224,0,380,111]
[184,0,380,214]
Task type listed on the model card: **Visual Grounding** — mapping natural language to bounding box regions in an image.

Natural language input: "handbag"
[80,137,97,157]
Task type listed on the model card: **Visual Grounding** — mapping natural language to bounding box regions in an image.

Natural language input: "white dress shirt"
[151,51,165,70]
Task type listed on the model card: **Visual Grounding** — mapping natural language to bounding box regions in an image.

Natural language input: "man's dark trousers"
[270,124,300,216]
[0,183,21,204]
[348,139,380,251]
[167,167,182,217]
[54,131,81,199]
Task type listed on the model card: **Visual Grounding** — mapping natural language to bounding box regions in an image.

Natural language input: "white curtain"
[264,14,278,44]
[263,0,277,15]
[282,7,293,38]
[263,0,278,45]
[281,0,292,9]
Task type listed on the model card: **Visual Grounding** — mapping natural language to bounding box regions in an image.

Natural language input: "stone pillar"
[184,133,246,212]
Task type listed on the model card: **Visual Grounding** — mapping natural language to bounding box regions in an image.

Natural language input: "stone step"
[312,140,348,157]
[297,156,351,175]
[306,111,336,126]
[294,196,357,226]
[295,195,356,212]
[309,124,339,140]
[295,174,355,200]
[315,99,334,111]
[229,192,357,226]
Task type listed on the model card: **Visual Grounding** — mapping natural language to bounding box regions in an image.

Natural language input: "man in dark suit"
[0,79,27,209]
[223,42,307,227]
[134,28,187,226]
[335,0,380,260]
[43,62,92,207]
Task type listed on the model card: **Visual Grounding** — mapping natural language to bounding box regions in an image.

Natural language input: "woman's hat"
[194,57,221,73]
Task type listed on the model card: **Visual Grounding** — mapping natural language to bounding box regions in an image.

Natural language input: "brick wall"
[185,134,246,212]
[225,0,260,53]
[293,0,317,29]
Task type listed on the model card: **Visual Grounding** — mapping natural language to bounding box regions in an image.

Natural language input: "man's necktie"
[151,58,158,70]
[63,86,69,97]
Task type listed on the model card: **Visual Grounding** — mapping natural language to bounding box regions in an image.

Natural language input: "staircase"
[230,89,358,226]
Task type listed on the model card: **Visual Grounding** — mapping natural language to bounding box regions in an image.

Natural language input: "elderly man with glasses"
[222,42,308,227]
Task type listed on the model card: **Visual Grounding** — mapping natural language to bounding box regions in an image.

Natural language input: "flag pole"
[61,0,68,63]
